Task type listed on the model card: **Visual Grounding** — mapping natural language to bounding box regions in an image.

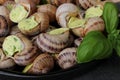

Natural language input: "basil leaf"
[77,31,112,63]
[103,2,119,34]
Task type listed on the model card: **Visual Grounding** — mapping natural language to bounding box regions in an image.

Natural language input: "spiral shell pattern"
[56,3,79,27]
[84,17,105,35]
[0,48,15,69]
[13,33,38,66]
[27,53,54,74]
[78,0,99,9]
[74,38,83,47]
[57,47,77,69]
[36,31,70,53]
[0,15,9,37]
[37,4,57,22]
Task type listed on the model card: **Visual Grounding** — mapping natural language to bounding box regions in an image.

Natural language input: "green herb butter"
[49,28,69,35]
[68,17,86,28]
[10,4,28,23]
[85,5,103,19]
[18,16,39,31]
[3,35,23,57]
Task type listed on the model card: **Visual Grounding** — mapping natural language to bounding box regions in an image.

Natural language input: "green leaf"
[103,2,119,34]
[77,31,112,63]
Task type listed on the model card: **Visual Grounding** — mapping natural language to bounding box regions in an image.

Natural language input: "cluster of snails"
[0,0,109,75]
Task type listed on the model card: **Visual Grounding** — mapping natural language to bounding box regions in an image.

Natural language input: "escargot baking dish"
[0,0,120,79]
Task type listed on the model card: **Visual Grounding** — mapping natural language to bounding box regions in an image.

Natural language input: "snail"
[46,0,73,7]
[56,3,79,28]
[0,48,15,69]
[76,0,100,9]
[84,17,105,36]
[37,4,57,22]
[18,12,49,36]
[3,0,16,11]
[10,0,37,23]
[74,38,83,47]
[0,37,5,48]
[71,17,104,37]
[0,6,14,36]
[2,33,39,66]
[10,25,21,35]
[36,28,70,53]
[0,0,14,5]
[57,47,77,69]
[23,53,54,74]
[0,15,9,37]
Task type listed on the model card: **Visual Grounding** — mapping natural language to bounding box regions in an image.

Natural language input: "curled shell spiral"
[0,48,15,69]
[74,38,83,47]
[26,53,54,74]
[37,4,57,22]
[72,17,104,37]
[57,47,77,69]
[18,12,49,36]
[84,17,105,35]
[36,31,70,53]
[13,33,38,66]
[77,0,99,9]
[56,3,79,27]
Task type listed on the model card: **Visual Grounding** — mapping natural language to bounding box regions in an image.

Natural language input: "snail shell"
[84,17,105,35]
[0,6,13,26]
[72,17,104,37]
[15,0,37,16]
[36,31,70,53]
[27,53,54,74]
[74,38,83,47]
[10,25,21,35]
[0,0,14,5]
[57,47,77,69]
[77,0,99,9]
[47,0,73,7]
[13,33,39,66]
[18,12,49,36]
[37,4,57,22]
[0,48,15,69]
[0,15,9,37]
[3,0,16,11]
[56,3,79,27]
[0,37,5,48]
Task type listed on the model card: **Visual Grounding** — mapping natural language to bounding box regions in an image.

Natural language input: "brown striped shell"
[0,48,15,69]
[10,25,21,35]
[36,31,70,53]
[27,53,54,74]
[72,17,104,37]
[3,0,16,11]
[74,38,83,47]
[18,12,49,36]
[0,15,9,37]
[84,17,105,35]
[77,0,99,9]
[37,4,57,22]
[47,0,73,7]
[57,47,77,69]
[0,6,13,27]
[15,0,37,16]
[56,3,79,27]
[0,37,5,48]
[13,33,39,66]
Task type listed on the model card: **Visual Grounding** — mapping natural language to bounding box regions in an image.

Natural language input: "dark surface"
[74,54,120,80]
